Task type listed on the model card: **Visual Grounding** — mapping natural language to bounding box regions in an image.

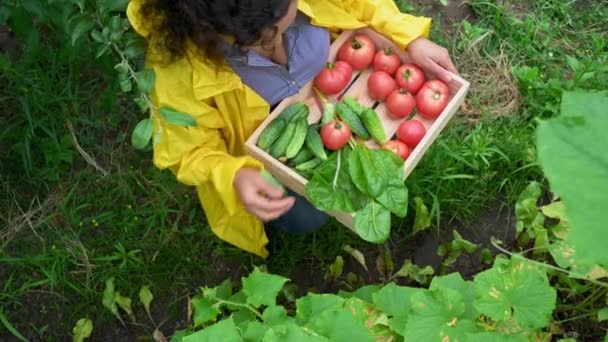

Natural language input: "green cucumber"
[295,158,322,171]
[361,108,387,144]
[336,102,371,140]
[304,126,327,160]
[289,147,314,166]
[321,103,336,125]
[278,102,309,122]
[260,170,286,194]
[343,96,366,116]
[257,118,287,151]
[285,117,309,159]
[270,120,297,159]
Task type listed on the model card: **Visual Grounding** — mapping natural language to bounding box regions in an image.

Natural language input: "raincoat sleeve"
[147,59,264,218]
[298,0,431,49]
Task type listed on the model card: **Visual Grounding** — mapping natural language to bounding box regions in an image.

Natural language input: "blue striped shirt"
[225,13,331,107]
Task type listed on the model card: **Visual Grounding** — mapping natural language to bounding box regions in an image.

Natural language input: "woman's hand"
[406,37,458,84]
[234,168,295,222]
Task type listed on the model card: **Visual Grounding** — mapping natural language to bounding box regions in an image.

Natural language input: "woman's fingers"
[250,196,296,222]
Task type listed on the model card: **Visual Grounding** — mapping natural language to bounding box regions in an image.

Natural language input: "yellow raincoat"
[126,0,431,258]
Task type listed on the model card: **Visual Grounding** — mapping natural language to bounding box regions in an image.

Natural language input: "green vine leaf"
[137,68,155,94]
[131,118,153,150]
[72,318,93,342]
[192,295,220,327]
[114,292,134,321]
[412,197,431,235]
[242,267,288,308]
[159,107,197,127]
[138,286,153,316]
[102,277,121,322]
[69,14,95,46]
[372,282,421,336]
[473,258,556,329]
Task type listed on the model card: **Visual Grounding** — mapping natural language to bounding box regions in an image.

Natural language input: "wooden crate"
[245,27,470,229]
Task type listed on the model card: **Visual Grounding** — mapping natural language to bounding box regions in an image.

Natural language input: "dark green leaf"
[183,317,241,342]
[69,14,95,46]
[354,201,391,244]
[242,268,288,308]
[137,68,156,94]
[123,34,147,59]
[306,150,370,212]
[131,118,153,150]
[412,197,431,234]
[159,107,197,127]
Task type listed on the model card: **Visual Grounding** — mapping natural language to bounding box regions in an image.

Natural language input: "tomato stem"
[351,40,362,49]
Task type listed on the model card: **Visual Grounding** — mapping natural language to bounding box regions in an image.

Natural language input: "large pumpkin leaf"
[537,91,608,269]
[183,317,241,342]
[430,273,478,320]
[473,258,556,330]
[242,268,288,308]
[404,287,479,341]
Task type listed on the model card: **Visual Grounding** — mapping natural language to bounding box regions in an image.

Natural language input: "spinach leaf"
[377,177,408,218]
[354,201,391,244]
[374,149,408,217]
[305,150,370,212]
[348,145,386,198]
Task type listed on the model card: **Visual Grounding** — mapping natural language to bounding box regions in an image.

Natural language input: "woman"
[126,0,458,258]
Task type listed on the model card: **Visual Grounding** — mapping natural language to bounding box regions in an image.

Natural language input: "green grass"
[1,0,608,339]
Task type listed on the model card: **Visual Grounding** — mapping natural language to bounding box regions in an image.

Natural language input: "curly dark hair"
[140,0,293,62]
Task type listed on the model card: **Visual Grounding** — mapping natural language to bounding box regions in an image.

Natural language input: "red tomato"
[367,71,397,101]
[395,64,425,94]
[314,61,353,95]
[382,140,410,160]
[396,119,426,148]
[385,89,415,119]
[373,48,401,76]
[416,80,450,119]
[337,34,376,70]
[321,120,352,151]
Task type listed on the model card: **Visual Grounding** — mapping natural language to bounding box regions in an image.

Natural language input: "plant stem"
[333,149,342,190]
[215,298,263,320]
[491,238,608,288]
